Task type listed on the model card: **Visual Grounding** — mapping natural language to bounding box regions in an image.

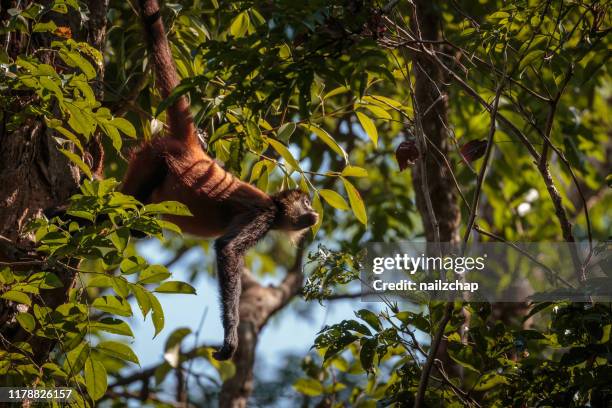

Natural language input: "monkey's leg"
[212,208,276,361]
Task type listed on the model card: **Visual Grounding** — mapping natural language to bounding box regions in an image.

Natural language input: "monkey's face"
[292,194,319,230]
[273,190,319,231]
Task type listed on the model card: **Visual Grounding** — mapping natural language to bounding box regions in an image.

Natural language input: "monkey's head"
[271,189,319,236]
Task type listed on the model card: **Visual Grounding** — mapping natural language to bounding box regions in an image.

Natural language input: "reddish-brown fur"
[123,0,274,238]
[127,0,317,361]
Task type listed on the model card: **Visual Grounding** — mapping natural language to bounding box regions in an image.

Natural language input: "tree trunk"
[410,1,460,244]
[0,0,108,371]
[409,0,463,396]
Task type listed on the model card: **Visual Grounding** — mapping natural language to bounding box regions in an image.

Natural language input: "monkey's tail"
[138,0,198,147]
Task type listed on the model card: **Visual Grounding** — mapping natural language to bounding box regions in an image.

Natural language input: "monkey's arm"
[121,145,168,204]
[212,207,276,360]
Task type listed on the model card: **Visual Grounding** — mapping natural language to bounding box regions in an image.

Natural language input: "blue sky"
[123,239,366,385]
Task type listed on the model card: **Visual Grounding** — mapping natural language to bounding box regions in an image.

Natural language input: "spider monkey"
[126,0,319,360]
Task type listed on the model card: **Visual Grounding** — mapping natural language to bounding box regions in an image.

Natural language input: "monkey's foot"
[212,342,237,361]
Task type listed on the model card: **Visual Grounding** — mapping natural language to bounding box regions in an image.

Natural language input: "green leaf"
[249,160,267,183]
[59,149,92,179]
[0,267,15,284]
[143,201,193,216]
[356,112,378,146]
[319,189,349,210]
[230,11,249,38]
[96,341,139,365]
[90,317,134,337]
[64,101,95,137]
[293,378,324,397]
[488,11,510,20]
[363,94,403,109]
[91,295,132,317]
[16,313,36,332]
[473,372,508,391]
[277,122,296,143]
[302,124,348,163]
[1,290,31,306]
[62,50,96,80]
[165,327,192,351]
[139,265,171,284]
[448,344,482,373]
[324,86,350,99]
[64,341,89,374]
[519,50,545,71]
[110,117,136,138]
[148,292,165,338]
[27,271,63,289]
[52,126,83,153]
[84,357,107,401]
[341,166,368,178]
[100,122,122,152]
[358,104,392,120]
[33,21,57,32]
[359,337,377,371]
[155,281,197,294]
[355,309,382,331]
[312,193,323,234]
[109,228,130,252]
[69,76,96,106]
[120,256,147,275]
[154,362,172,386]
[267,138,300,171]
[112,277,130,298]
[39,77,63,101]
[42,362,67,379]
[131,284,151,318]
[87,275,113,288]
[156,219,183,235]
[342,178,367,224]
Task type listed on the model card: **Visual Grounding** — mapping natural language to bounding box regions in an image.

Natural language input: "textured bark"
[0,0,108,368]
[409,3,462,404]
[410,2,461,244]
[219,255,304,407]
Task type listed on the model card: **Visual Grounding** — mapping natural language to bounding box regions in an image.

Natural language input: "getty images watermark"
[361,242,610,303]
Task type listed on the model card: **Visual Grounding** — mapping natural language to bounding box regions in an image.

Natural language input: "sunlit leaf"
[59,149,92,179]
[154,281,197,294]
[84,357,107,401]
[230,12,249,38]
[148,292,165,337]
[341,166,368,178]
[91,296,132,317]
[319,189,349,210]
[342,178,367,224]
[268,138,300,171]
[16,313,36,333]
[1,290,31,306]
[356,112,378,146]
[90,318,134,337]
[302,124,348,163]
[139,265,171,284]
[96,341,139,365]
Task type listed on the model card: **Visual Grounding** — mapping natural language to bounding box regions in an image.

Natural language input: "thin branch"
[415,301,453,408]
[463,80,504,243]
